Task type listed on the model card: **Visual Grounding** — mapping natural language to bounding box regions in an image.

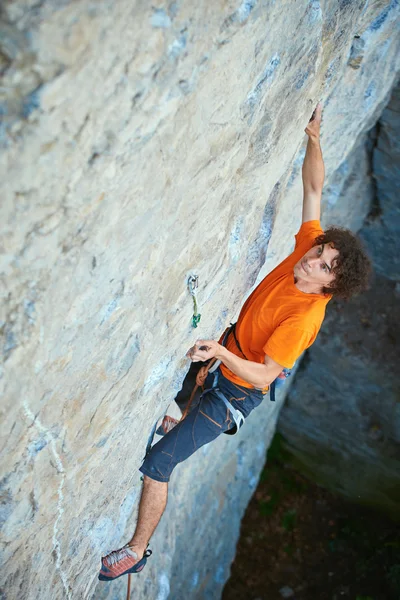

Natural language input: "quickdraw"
[188,274,201,328]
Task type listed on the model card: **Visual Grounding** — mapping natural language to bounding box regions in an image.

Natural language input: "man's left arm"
[302,102,324,223]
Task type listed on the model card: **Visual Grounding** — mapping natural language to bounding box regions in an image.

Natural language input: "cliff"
[1,1,399,598]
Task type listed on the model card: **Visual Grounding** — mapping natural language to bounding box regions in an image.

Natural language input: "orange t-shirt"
[220,220,331,388]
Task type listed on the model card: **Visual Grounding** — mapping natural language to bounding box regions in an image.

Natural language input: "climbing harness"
[188,274,201,328]
[202,369,245,432]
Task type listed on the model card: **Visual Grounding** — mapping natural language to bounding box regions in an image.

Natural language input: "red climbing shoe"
[98,544,152,581]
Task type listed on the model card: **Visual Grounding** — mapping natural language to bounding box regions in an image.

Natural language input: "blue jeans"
[139,363,265,483]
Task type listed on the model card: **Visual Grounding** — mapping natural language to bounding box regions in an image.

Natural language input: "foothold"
[0,102,7,119]
[324,57,340,86]
[248,474,257,489]
[22,87,42,119]
[95,437,108,448]
[0,487,14,527]
[307,0,322,24]
[131,91,143,109]
[178,79,191,95]
[151,9,171,29]
[24,300,36,323]
[4,329,16,356]
[215,565,226,584]
[253,55,280,98]
[168,35,187,58]
[295,68,310,90]
[222,0,257,30]
[29,490,38,515]
[364,82,376,109]
[169,2,179,19]
[248,118,273,166]
[237,0,257,24]
[243,55,280,124]
[229,218,245,264]
[157,572,170,600]
[88,152,100,166]
[191,571,199,588]
[348,36,365,69]
[368,2,393,32]
[28,438,48,457]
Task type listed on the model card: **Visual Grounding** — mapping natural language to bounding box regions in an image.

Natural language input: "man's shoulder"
[283,298,328,331]
[295,220,324,249]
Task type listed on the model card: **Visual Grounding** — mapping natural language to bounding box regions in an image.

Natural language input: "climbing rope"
[126,574,131,600]
[180,357,217,420]
[188,274,201,328]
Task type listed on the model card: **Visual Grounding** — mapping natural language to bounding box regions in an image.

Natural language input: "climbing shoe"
[98,544,152,581]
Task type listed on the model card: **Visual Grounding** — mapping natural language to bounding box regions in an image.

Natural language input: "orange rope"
[126,574,131,600]
[180,358,217,421]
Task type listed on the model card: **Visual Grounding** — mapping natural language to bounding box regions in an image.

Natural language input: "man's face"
[294,243,339,291]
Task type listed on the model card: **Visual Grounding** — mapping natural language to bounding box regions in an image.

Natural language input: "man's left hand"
[186,339,222,362]
[305,102,322,140]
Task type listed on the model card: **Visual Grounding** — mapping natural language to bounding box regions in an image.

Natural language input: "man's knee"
[140,450,171,483]
[142,474,168,489]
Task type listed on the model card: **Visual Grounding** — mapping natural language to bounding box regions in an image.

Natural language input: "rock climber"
[98,103,371,581]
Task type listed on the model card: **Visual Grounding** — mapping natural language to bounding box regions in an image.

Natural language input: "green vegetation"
[282,509,297,531]
[258,433,307,519]
[256,432,400,599]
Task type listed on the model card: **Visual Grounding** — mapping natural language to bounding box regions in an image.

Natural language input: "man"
[98,104,371,581]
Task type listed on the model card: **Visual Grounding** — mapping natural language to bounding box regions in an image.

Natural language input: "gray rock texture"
[0,1,399,599]
[279,82,400,520]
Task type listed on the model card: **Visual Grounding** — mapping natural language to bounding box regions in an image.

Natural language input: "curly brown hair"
[314,227,372,299]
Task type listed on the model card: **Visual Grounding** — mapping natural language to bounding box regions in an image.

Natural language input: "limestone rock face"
[279,83,400,520]
[1,2,399,598]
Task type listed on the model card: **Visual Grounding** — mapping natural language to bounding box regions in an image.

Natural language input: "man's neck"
[294,276,323,295]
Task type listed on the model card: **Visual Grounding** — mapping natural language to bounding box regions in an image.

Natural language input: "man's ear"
[323,282,334,295]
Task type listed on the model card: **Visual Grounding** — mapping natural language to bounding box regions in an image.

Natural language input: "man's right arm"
[302,103,324,223]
